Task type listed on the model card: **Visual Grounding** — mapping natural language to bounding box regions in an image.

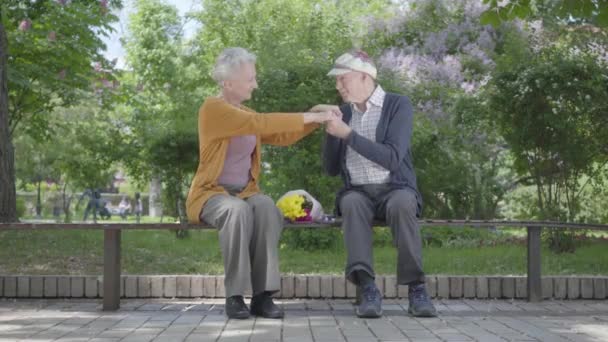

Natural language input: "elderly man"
[312,50,437,318]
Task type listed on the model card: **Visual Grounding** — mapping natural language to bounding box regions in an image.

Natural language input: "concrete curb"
[1,275,606,299]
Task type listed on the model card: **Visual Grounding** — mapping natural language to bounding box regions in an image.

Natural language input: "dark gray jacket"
[322,92,423,217]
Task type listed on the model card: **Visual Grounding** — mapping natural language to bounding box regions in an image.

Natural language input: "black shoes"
[408,283,438,317]
[250,291,284,319]
[356,284,383,318]
[225,295,250,319]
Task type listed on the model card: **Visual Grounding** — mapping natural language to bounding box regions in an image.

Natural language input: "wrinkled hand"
[310,104,339,114]
[303,111,334,124]
[325,115,352,139]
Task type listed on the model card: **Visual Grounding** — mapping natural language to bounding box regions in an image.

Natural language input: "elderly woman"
[186,47,331,319]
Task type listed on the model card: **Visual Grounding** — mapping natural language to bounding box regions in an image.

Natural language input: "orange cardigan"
[186,97,318,223]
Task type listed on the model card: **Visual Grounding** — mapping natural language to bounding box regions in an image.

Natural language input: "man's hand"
[326,115,352,139]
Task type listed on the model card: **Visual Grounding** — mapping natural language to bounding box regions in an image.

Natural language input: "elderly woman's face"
[224,62,258,103]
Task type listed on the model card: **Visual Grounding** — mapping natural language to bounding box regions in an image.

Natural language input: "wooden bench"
[1,220,607,310]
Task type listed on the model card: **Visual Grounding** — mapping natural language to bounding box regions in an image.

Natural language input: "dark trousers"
[339,184,425,286]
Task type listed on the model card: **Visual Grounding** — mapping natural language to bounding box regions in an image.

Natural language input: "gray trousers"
[339,184,425,286]
[200,186,283,297]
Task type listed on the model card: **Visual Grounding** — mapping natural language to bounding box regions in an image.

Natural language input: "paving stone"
[71,276,85,298]
[463,277,476,299]
[17,276,29,297]
[488,277,501,299]
[190,276,203,298]
[542,277,553,299]
[553,277,567,299]
[425,276,436,298]
[384,275,397,298]
[581,278,594,299]
[30,276,43,298]
[57,276,70,298]
[476,276,488,299]
[332,276,345,298]
[3,276,16,297]
[151,276,164,297]
[567,277,580,299]
[515,277,527,299]
[164,276,177,298]
[437,276,449,298]
[307,276,320,298]
[176,276,191,298]
[320,275,332,298]
[202,275,215,298]
[346,279,357,298]
[294,275,307,298]
[215,276,225,298]
[83,276,97,298]
[450,276,463,298]
[594,277,606,299]
[502,277,515,299]
[375,276,384,295]
[282,276,295,298]
[138,276,152,298]
[397,284,408,298]
[125,276,138,298]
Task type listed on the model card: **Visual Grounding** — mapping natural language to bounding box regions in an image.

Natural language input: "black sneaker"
[356,284,382,318]
[250,292,284,319]
[225,295,250,319]
[408,283,437,317]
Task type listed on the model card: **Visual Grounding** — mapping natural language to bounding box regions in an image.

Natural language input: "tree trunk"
[36,180,42,217]
[0,22,17,223]
[149,174,162,217]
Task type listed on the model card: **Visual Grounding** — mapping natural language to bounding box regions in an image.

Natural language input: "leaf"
[480,10,501,27]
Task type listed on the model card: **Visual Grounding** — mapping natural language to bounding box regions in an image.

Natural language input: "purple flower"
[18,19,32,31]
[48,31,57,42]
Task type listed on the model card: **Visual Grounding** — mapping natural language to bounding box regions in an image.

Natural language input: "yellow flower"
[276,194,306,220]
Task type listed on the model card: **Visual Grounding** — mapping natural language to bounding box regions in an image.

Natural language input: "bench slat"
[1,220,608,230]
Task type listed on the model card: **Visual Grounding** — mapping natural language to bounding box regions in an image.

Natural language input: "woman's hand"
[309,104,340,114]
[303,111,334,124]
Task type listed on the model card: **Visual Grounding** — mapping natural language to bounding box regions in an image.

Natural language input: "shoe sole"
[408,307,437,317]
[226,312,250,319]
[356,307,383,318]
[250,309,284,319]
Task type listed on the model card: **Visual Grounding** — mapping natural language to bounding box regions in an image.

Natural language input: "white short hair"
[211,47,256,84]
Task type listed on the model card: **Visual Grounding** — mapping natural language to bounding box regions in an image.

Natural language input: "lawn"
[1,228,606,275]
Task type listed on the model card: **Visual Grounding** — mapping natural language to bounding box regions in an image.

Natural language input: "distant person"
[118,196,131,219]
[78,188,100,223]
[134,192,143,223]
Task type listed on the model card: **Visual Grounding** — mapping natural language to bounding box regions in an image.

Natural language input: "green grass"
[1,230,606,275]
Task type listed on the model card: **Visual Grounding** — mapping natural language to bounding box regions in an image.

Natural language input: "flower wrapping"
[276,189,324,223]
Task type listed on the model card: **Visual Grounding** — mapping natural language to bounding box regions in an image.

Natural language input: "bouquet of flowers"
[276,190,324,223]
[276,194,313,222]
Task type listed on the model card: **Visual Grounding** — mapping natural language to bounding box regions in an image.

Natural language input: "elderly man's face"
[335,71,371,104]
[225,62,258,103]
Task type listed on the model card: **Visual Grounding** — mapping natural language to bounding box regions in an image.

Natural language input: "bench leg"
[527,226,542,302]
[103,229,121,310]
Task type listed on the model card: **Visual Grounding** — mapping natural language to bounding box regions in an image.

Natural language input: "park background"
[1,0,607,277]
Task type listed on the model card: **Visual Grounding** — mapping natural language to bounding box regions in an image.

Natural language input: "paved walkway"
[0,299,607,342]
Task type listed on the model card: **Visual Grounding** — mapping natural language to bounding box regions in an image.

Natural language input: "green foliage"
[481,0,608,27]
[15,196,25,218]
[280,228,342,251]
[489,37,608,221]
[192,0,391,209]
[3,0,121,138]
[120,0,202,219]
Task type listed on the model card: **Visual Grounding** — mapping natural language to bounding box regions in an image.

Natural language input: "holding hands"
[309,104,352,139]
